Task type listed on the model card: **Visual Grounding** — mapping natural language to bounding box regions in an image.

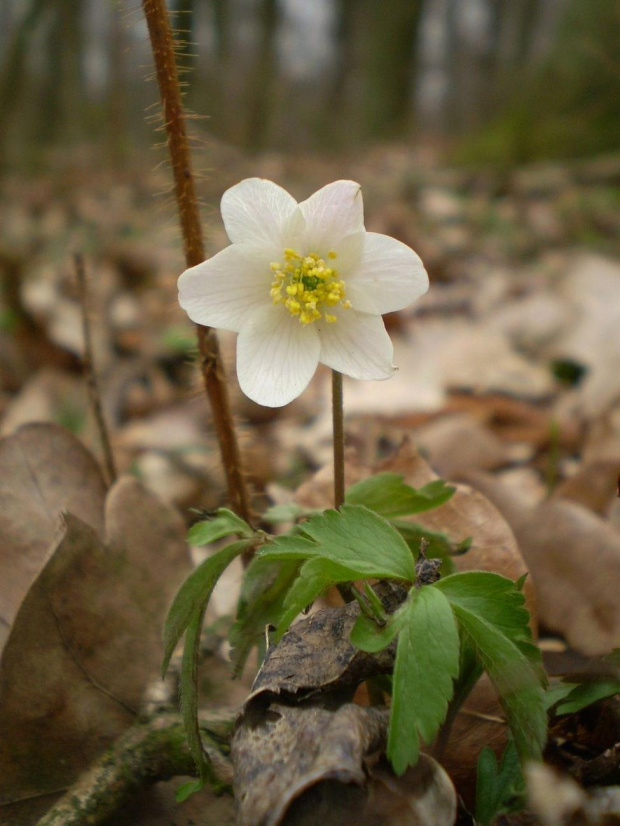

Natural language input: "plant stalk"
[141,0,252,527]
[74,253,117,487]
[332,370,345,509]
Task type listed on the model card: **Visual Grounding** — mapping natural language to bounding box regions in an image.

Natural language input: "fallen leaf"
[362,754,457,826]
[552,460,619,515]
[0,475,191,818]
[232,702,388,826]
[0,422,107,651]
[468,473,620,655]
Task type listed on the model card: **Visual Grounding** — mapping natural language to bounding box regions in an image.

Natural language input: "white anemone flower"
[178,179,429,407]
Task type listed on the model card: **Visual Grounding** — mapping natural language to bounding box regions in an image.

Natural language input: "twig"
[74,253,117,487]
[141,0,252,529]
[332,370,345,509]
[36,712,234,826]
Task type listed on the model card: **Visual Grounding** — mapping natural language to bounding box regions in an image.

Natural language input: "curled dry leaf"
[469,472,620,655]
[232,703,389,826]
[0,474,190,821]
[363,754,457,826]
[246,587,401,708]
[0,422,107,653]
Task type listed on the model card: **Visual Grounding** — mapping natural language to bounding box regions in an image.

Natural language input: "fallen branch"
[36,711,234,826]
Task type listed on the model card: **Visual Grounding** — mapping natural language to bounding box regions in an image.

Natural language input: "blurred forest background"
[1,0,619,169]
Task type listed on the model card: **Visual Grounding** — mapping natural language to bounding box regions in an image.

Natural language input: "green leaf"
[475,740,524,826]
[175,778,205,803]
[180,608,214,786]
[435,572,542,672]
[555,679,620,715]
[261,502,318,524]
[229,557,300,675]
[259,505,415,582]
[345,473,455,518]
[544,681,577,711]
[388,586,460,775]
[274,556,384,640]
[350,599,409,653]
[390,520,462,574]
[437,574,546,762]
[162,539,251,676]
[187,508,252,546]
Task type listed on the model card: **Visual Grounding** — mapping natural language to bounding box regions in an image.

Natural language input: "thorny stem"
[332,370,345,509]
[74,253,117,487]
[141,0,252,530]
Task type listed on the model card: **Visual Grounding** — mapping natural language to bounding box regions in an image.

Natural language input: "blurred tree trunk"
[212,0,231,64]
[329,0,356,114]
[35,0,85,147]
[107,2,128,166]
[244,0,279,153]
[351,0,425,140]
[0,0,49,167]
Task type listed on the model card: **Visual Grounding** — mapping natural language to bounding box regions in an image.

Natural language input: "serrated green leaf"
[390,520,457,573]
[274,556,381,640]
[187,508,252,546]
[350,599,409,653]
[388,586,460,775]
[259,505,415,582]
[345,473,455,518]
[261,502,318,524]
[435,572,546,762]
[162,539,251,676]
[448,606,546,762]
[475,740,523,826]
[544,681,577,711]
[175,778,205,803]
[435,572,542,672]
[555,679,620,715]
[274,564,332,640]
[229,557,300,675]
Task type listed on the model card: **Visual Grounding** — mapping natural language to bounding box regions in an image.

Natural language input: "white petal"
[317,311,396,380]
[178,244,271,332]
[237,304,320,407]
[221,178,298,248]
[340,232,429,315]
[298,181,364,252]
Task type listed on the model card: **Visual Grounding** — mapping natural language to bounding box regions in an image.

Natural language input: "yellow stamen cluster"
[269,249,351,325]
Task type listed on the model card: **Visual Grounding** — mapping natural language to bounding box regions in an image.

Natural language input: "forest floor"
[2,142,620,825]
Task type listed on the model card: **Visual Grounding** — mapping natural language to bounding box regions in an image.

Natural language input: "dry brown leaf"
[362,754,457,826]
[0,476,190,819]
[410,414,514,477]
[468,473,620,655]
[440,674,507,808]
[0,422,107,651]
[553,460,620,515]
[232,702,388,826]
[245,588,401,709]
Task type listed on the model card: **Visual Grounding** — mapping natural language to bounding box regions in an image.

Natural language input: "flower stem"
[332,370,345,509]
[141,0,252,528]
